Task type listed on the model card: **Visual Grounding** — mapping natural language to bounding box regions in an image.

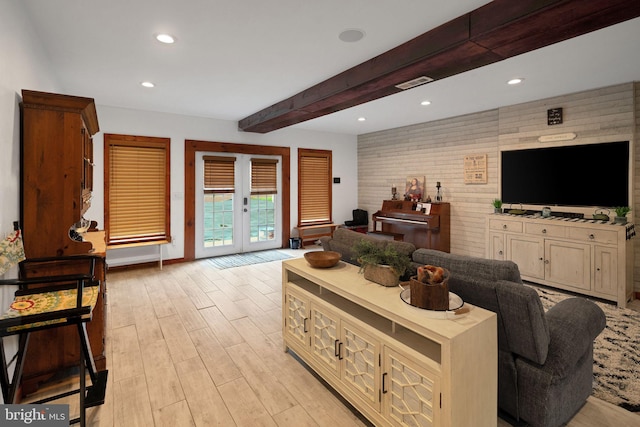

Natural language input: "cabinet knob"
[542,229,547,234]
[503,224,507,229]
[544,259,550,264]
[539,257,543,261]
[589,234,595,240]
[498,250,503,255]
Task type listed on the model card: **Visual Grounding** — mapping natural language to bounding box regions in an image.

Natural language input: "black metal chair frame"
[0,255,108,426]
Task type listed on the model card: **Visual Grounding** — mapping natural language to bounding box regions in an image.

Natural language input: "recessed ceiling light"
[141,81,155,88]
[507,78,524,85]
[339,29,365,43]
[421,100,432,106]
[357,117,366,122]
[156,34,175,44]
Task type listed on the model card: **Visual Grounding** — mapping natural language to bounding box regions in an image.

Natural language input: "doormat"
[526,283,640,412]
[206,250,293,269]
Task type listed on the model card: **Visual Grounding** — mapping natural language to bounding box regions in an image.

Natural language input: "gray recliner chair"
[411,249,606,427]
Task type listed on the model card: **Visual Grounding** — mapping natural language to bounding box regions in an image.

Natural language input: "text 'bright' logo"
[2,405,68,426]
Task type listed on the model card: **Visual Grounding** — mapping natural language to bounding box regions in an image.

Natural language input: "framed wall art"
[405,176,425,201]
[464,154,487,184]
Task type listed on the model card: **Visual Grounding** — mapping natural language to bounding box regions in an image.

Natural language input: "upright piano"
[372,200,450,252]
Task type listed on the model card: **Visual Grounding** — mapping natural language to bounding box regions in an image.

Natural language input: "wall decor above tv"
[501,141,629,208]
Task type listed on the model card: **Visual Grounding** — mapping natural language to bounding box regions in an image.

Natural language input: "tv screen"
[501,141,629,208]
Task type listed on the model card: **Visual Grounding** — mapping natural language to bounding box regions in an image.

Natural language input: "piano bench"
[367,231,404,241]
[295,224,338,248]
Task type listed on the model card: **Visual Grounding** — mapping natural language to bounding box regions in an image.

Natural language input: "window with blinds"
[204,156,236,192]
[298,149,332,225]
[251,158,278,194]
[104,134,171,245]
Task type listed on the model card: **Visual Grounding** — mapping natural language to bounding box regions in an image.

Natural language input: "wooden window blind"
[298,149,332,225]
[204,156,236,192]
[104,134,170,245]
[251,158,278,195]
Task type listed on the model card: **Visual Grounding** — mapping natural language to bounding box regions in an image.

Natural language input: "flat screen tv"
[501,141,629,208]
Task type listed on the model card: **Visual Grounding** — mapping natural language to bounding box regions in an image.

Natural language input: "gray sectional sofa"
[319,228,607,427]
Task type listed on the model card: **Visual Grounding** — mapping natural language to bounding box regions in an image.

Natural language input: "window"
[298,148,332,225]
[250,158,278,242]
[203,155,235,247]
[104,134,171,245]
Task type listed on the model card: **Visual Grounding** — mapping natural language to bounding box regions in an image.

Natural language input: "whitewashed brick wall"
[358,82,640,292]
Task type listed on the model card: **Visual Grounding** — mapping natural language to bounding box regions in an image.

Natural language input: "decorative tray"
[399,288,469,319]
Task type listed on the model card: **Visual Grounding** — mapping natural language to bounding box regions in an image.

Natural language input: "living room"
[1,1,640,426]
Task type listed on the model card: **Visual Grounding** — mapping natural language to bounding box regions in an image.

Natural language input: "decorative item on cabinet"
[435,181,442,202]
[404,176,424,202]
[351,239,410,287]
[592,209,610,221]
[492,199,503,213]
[613,206,631,224]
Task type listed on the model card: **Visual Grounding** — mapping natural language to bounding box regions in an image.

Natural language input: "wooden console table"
[282,257,497,427]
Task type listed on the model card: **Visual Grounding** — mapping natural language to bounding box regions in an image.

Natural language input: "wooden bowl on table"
[304,251,341,268]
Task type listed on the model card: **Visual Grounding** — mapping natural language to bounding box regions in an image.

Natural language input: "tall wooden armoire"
[20,89,107,393]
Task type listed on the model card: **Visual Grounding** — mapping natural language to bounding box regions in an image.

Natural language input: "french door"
[195,152,282,258]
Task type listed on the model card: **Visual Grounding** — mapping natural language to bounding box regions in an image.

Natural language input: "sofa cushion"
[448,274,510,351]
[495,280,550,365]
[411,249,523,283]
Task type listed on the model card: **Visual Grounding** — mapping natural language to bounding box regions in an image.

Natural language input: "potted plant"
[492,198,503,213]
[613,206,631,224]
[351,239,411,287]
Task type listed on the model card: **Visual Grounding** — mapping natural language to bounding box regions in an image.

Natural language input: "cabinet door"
[310,301,340,378]
[284,287,309,348]
[593,245,617,297]
[507,235,544,279]
[545,240,591,291]
[340,320,381,411]
[488,232,505,260]
[383,346,440,427]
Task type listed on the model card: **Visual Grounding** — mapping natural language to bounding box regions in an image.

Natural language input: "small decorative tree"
[351,239,411,286]
[613,206,631,224]
[492,199,503,213]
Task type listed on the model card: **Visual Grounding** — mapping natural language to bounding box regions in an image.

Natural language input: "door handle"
[243,197,248,205]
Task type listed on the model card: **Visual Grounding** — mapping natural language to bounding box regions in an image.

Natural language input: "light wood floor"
[24,246,640,426]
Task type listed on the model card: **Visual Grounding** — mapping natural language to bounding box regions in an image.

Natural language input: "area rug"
[527,283,640,412]
[206,250,292,269]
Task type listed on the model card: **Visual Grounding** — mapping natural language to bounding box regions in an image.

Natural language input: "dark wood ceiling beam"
[239,0,640,133]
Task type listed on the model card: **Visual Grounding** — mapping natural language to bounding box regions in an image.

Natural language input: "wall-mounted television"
[501,141,629,208]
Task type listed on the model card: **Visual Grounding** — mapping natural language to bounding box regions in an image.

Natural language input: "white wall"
[0,0,64,402]
[0,1,60,277]
[91,106,358,265]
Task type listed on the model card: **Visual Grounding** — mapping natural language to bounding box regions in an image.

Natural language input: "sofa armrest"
[318,236,332,251]
[541,297,606,379]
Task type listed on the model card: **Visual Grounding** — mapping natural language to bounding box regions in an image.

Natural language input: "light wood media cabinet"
[282,257,497,427]
[486,213,634,308]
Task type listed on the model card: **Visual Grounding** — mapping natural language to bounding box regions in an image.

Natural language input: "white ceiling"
[20,0,640,136]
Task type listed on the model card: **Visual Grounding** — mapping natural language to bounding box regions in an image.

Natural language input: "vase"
[615,216,627,224]
[363,264,399,287]
[409,269,450,310]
